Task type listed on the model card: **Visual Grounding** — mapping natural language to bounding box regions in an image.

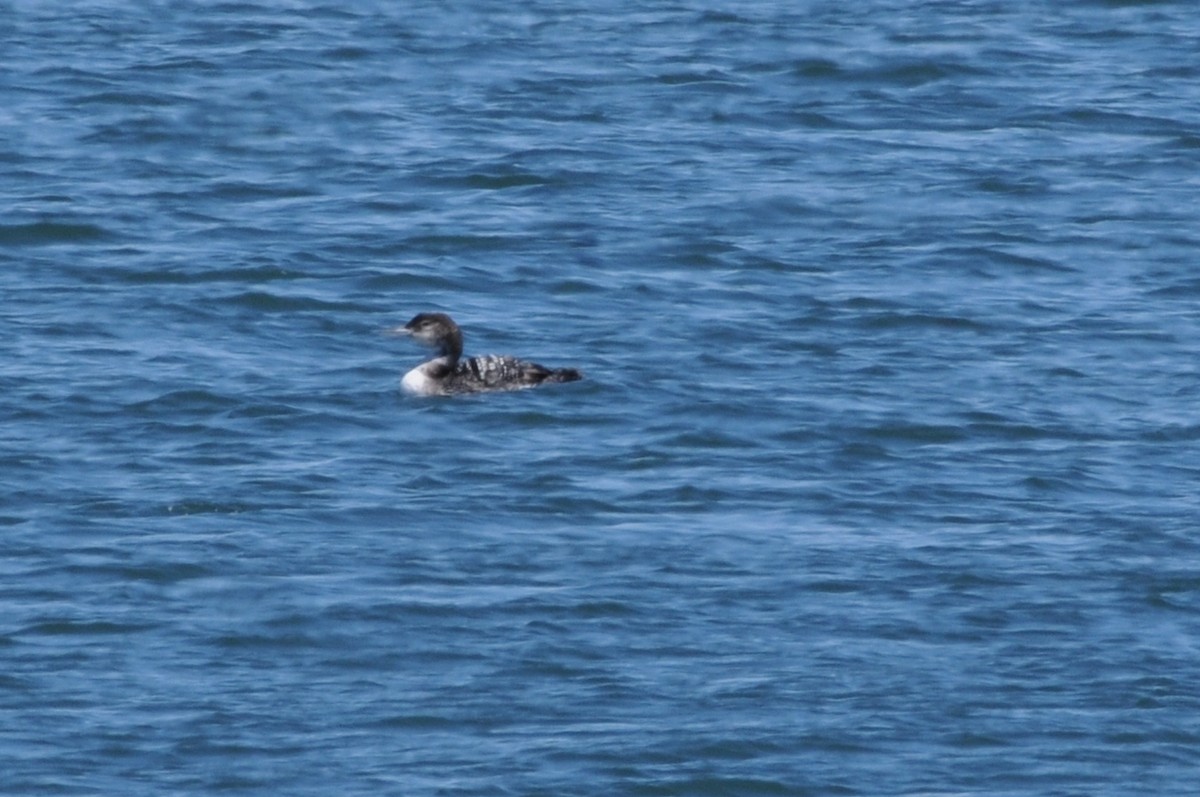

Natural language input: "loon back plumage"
[397,312,582,396]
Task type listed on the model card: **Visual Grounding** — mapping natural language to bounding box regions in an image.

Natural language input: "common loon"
[395,312,582,396]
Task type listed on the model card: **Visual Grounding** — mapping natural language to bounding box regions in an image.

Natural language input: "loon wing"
[450,355,580,393]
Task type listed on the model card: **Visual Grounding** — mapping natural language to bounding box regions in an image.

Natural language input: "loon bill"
[393,312,583,396]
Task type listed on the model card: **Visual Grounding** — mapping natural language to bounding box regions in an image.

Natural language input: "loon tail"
[542,367,583,384]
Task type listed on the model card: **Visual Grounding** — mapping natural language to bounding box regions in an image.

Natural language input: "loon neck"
[436,328,463,364]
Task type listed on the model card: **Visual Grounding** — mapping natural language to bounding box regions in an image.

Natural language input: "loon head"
[396,312,464,361]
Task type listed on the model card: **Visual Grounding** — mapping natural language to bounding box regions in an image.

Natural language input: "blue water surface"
[3,1,1200,795]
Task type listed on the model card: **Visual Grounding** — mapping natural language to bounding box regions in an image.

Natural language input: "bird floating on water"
[393,312,582,396]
